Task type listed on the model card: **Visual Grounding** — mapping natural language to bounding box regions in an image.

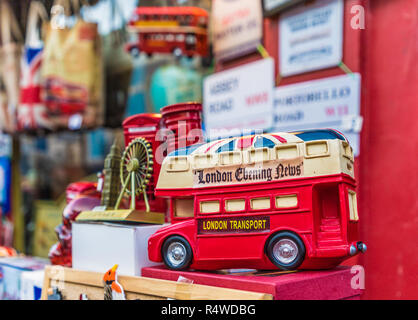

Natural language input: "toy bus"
[126,6,209,58]
[147,129,367,271]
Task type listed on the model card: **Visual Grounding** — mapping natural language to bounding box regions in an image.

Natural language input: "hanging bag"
[41,0,104,130]
[17,1,53,131]
[0,0,24,133]
[102,0,133,127]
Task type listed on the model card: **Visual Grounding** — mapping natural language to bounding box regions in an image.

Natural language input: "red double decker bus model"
[148,129,367,271]
[126,6,209,58]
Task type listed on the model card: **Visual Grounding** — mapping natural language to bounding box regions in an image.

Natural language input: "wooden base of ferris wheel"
[76,209,165,224]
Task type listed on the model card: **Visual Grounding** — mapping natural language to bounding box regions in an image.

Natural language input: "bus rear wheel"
[266,231,305,271]
[162,236,193,270]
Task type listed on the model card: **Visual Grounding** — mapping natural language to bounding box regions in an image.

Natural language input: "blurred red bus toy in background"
[126,6,209,58]
[148,129,367,271]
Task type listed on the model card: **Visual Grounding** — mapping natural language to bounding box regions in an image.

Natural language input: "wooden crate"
[41,266,273,300]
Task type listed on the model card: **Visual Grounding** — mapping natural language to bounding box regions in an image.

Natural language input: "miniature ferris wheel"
[115,137,153,212]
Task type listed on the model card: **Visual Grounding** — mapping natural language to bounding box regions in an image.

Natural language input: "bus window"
[166,156,189,172]
[194,154,217,169]
[342,141,354,160]
[275,194,298,209]
[176,34,185,42]
[305,141,329,158]
[348,190,359,221]
[249,148,270,163]
[186,34,196,45]
[225,199,246,212]
[174,198,194,218]
[275,144,299,160]
[200,200,220,214]
[165,34,175,42]
[220,151,241,166]
[250,197,271,210]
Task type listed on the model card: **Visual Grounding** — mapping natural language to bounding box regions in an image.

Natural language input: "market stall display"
[0,0,416,303]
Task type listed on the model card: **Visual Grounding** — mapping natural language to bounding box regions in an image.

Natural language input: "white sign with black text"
[279,0,344,76]
[273,73,362,155]
[203,58,275,138]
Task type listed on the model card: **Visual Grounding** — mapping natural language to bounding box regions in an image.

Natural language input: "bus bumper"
[315,241,367,258]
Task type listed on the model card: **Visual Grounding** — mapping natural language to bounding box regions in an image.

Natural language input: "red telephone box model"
[126,6,209,57]
[147,130,367,271]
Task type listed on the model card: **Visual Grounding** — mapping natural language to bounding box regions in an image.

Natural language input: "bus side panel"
[196,233,268,261]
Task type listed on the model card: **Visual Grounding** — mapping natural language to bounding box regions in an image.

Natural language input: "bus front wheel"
[162,236,193,270]
[266,231,305,271]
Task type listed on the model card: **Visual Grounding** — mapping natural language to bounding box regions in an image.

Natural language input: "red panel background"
[215,0,418,299]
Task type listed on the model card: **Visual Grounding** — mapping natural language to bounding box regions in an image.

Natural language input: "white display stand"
[72,222,168,276]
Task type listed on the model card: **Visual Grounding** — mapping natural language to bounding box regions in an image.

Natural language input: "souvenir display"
[148,129,366,271]
[0,0,23,133]
[126,6,209,58]
[5,0,418,303]
[75,103,203,223]
[102,0,133,127]
[41,0,104,129]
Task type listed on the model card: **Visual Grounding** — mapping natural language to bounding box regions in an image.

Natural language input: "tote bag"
[0,1,24,133]
[41,0,103,129]
[17,1,54,131]
[102,0,133,127]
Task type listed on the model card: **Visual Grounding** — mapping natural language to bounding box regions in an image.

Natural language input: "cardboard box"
[33,200,65,258]
[0,257,48,300]
[141,266,363,300]
[20,270,44,300]
[72,222,168,276]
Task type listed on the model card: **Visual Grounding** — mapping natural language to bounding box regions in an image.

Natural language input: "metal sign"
[279,0,344,76]
[273,73,362,155]
[211,0,263,61]
[203,58,275,138]
[263,0,306,17]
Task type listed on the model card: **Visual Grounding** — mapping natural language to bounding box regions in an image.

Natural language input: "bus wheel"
[162,236,193,270]
[266,232,305,271]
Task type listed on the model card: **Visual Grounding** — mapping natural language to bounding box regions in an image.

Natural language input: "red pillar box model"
[160,102,204,154]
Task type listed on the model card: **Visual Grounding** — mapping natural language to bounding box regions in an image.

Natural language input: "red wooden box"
[141,265,363,300]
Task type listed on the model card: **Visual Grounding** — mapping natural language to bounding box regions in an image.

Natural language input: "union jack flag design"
[167,129,348,157]
[18,47,53,130]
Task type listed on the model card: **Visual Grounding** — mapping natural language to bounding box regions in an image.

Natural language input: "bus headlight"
[357,242,367,253]
[349,244,357,256]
